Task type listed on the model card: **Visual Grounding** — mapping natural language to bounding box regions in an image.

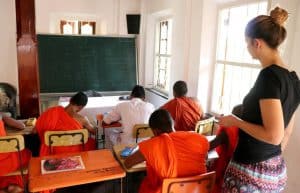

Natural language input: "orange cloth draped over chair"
[138,131,209,193]
[36,106,95,156]
[161,97,202,131]
[0,120,31,189]
[211,126,239,193]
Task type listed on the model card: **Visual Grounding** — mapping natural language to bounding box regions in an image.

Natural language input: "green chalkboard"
[37,34,137,93]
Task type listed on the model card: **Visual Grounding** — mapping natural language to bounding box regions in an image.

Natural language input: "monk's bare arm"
[209,130,228,151]
[76,115,96,135]
[2,116,25,130]
[124,150,145,169]
[83,118,96,135]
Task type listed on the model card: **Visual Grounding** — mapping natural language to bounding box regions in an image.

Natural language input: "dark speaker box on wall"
[126,14,141,34]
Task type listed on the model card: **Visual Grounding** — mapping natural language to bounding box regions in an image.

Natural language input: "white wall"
[35,0,140,35]
[141,0,186,97]
[140,0,217,112]
[0,0,18,90]
[145,89,168,108]
[283,1,300,192]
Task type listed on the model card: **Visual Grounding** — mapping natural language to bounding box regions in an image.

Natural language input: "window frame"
[153,18,173,95]
[60,20,96,35]
[211,0,268,114]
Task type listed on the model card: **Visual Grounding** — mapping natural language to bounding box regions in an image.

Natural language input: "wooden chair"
[195,116,215,136]
[44,129,88,154]
[0,135,28,192]
[133,124,153,143]
[162,171,216,193]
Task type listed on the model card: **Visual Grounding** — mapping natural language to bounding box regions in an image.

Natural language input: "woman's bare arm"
[218,99,284,145]
[281,113,295,151]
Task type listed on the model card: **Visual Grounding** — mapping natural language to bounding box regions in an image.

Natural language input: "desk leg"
[121,177,123,193]
[126,175,128,193]
[102,127,106,149]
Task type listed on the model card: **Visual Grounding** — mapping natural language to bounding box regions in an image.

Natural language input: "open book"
[41,156,85,174]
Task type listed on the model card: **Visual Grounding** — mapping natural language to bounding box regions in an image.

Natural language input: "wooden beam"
[15,0,40,118]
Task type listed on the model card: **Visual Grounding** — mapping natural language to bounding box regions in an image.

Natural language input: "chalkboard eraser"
[119,95,130,100]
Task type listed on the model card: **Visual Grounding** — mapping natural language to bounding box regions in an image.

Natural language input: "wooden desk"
[28,149,126,192]
[5,126,34,136]
[113,144,146,173]
[5,119,35,136]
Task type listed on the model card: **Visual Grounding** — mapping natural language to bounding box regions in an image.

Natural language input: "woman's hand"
[217,114,240,128]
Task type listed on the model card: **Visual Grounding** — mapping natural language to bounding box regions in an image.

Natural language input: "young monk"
[35,92,96,156]
[161,80,203,131]
[0,115,31,193]
[124,109,209,193]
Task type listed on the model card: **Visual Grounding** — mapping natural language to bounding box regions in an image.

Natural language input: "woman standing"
[218,7,300,192]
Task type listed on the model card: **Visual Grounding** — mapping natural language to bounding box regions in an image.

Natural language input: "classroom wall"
[35,0,140,35]
[0,0,18,90]
[140,0,217,112]
[283,1,300,192]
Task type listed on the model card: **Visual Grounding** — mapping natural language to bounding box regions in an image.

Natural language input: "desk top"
[113,144,146,173]
[28,149,126,192]
[5,119,35,136]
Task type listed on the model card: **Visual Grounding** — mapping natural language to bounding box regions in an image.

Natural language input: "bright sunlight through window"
[211,1,268,114]
[153,19,173,94]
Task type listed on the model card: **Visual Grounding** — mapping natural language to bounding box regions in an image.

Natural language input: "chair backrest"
[133,124,153,143]
[0,135,27,192]
[195,116,215,136]
[0,135,25,153]
[162,171,216,193]
[44,129,88,154]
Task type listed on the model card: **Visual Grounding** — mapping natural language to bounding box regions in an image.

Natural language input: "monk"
[125,109,209,193]
[35,92,96,156]
[209,126,239,193]
[161,80,203,131]
[0,116,31,193]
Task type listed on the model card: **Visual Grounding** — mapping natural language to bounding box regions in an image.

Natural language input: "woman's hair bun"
[270,7,288,26]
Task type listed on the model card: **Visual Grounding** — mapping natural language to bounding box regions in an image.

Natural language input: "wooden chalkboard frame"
[37,34,138,93]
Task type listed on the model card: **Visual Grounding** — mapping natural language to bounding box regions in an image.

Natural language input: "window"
[60,20,96,35]
[153,19,173,93]
[211,1,268,114]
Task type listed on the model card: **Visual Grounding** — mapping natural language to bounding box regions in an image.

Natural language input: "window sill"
[145,88,169,100]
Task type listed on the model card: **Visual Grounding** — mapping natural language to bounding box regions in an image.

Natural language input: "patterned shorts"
[222,155,287,193]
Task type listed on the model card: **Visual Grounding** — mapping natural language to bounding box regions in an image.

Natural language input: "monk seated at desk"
[161,80,203,131]
[0,117,31,193]
[124,109,209,193]
[35,92,96,156]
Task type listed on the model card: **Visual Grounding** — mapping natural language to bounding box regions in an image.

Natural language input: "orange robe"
[36,106,95,156]
[0,120,31,189]
[211,126,239,193]
[161,97,202,131]
[138,131,209,193]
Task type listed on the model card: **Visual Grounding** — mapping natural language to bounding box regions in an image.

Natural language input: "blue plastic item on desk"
[121,146,136,157]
